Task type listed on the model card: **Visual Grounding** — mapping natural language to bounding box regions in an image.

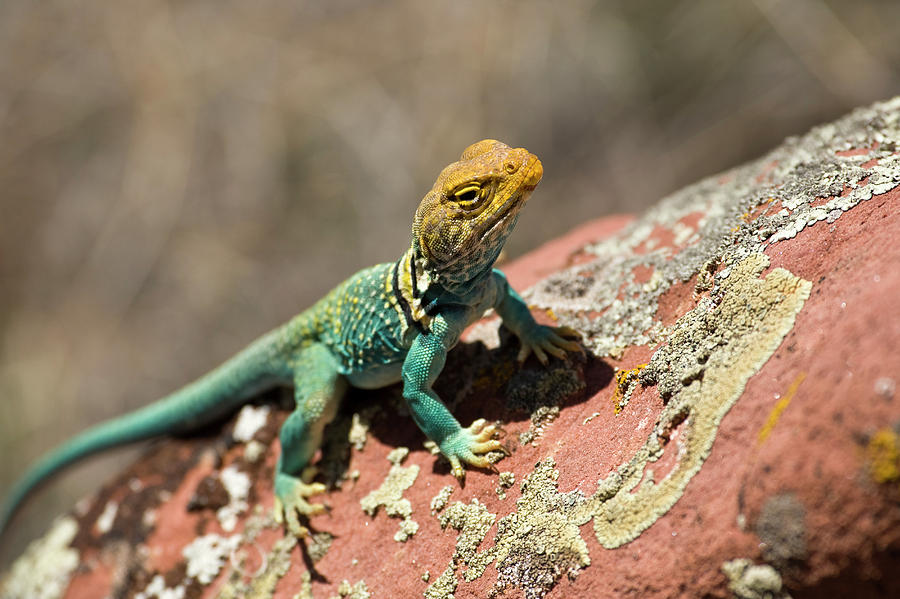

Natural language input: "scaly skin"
[0,140,581,538]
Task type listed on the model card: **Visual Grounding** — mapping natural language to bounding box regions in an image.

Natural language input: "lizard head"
[412,139,543,287]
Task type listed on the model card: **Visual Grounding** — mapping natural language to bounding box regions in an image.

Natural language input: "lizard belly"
[345,361,404,389]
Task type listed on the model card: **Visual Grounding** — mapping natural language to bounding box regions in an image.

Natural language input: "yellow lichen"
[866,428,900,485]
[757,372,806,444]
[611,363,647,414]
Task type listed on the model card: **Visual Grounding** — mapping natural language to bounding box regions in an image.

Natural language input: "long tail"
[0,328,291,536]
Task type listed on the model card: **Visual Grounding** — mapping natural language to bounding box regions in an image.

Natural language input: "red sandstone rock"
[2,98,900,599]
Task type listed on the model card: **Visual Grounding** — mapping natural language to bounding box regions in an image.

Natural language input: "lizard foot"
[273,470,326,537]
[517,325,584,365]
[441,418,505,481]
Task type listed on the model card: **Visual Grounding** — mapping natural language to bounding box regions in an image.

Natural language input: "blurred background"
[1,0,899,562]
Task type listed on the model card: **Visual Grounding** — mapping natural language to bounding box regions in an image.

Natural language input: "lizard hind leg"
[273,343,346,537]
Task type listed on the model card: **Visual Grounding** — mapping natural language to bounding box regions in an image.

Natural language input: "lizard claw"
[273,474,326,538]
[517,324,584,364]
[441,419,505,481]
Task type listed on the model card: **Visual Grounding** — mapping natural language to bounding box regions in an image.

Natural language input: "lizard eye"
[453,184,481,208]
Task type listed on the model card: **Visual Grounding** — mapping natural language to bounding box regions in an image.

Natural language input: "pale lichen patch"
[430,485,454,514]
[244,440,266,463]
[429,498,497,591]
[329,579,371,599]
[464,318,502,349]
[293,571,313,599]
[0,516,79,599]
[721,558,791,599]
[348,412,370,450]
[359,447,419,542]
[307,531,334,563]
[217,535,297,599]
[589,254,811,548]
[518,405,560,446]
[395,519,420,542]
[426,460,590,599]
[423,566,458,599]
[241,509,279,543]
[495,471,515,499]
[320,405,382,488]
[491,459,591,599]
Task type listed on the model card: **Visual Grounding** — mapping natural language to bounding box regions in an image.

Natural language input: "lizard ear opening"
[460,139,507,161]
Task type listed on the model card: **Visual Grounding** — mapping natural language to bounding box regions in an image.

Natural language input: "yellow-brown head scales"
[412,139,543,288]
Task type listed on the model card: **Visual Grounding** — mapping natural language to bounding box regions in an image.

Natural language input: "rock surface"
[3,98,900,599]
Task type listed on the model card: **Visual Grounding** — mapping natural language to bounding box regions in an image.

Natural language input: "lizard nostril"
[504,161,518,175]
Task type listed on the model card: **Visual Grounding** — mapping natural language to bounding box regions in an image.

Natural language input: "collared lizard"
[0,139,581,537]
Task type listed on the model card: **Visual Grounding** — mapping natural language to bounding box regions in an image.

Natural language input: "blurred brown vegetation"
[1,0,898,562]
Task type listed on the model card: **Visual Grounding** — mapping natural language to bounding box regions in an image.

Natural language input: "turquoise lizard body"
[1,139,581,537]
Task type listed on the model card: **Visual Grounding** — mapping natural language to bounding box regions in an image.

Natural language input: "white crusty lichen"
[232,404,271,442]
[137,531,250,599]
[425,500,495,598]
[95,499,119,534]
[526,96,900,359]
[134,574,185,599]
[0,517,79,599]
[243,440,266,463]
[216,465,251,532]
[182,533,241,585]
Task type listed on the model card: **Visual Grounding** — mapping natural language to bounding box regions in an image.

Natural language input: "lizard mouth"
[483,157,542,235]
[484,193,521,235]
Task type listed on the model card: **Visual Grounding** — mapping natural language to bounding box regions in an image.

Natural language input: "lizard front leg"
[274,343,346,537]
[492,269,583,364]
[402,314,503,480]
